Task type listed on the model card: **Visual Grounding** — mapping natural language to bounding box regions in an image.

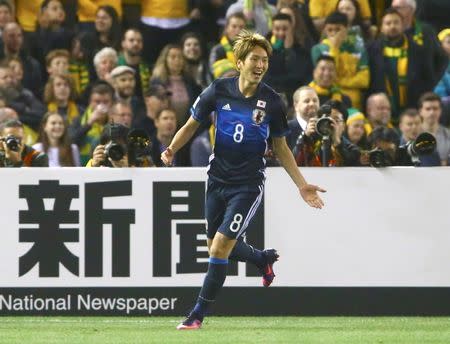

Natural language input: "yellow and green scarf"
[270,35,284,51]
[212,58,236,79]
[212,36,238,79]
[383,37,408,117]
[118,54,151,96]
[412,20,424,46]
[69,60,90,95]
[79,107,105,166]
[48,101,81,125]
[220,35,236,65]
[309,81,343,102]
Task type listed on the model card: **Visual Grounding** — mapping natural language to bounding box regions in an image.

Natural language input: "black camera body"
[1,135,21,152]
[104,141,127,161]
[315,104,334,137]
[368,147,394,167]
[102,126,151,166]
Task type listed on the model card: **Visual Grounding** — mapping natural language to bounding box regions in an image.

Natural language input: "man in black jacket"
[0,22,43,98]
[392,0,448,85]
[287,86,320,150]
[265,13,312,106]
[367,7,434,120]
[0,64,46,131]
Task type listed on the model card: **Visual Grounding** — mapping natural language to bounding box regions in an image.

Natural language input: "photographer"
[87,123,153,168]
[399,108,440,166]
[0,119,48,167]
[365,126,437,167]
[293,100,360,166]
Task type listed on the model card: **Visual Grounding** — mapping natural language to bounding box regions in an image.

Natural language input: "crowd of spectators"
[0,0,448,168]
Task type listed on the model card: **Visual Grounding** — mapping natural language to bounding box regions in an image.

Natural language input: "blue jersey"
[191,77,289,184]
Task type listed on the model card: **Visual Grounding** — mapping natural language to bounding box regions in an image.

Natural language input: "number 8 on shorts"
[229,213,243,232]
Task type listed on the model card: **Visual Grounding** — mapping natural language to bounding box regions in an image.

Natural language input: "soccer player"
[161,30,326,330]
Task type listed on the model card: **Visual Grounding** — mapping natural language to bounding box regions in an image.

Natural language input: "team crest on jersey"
[252,109,266,125]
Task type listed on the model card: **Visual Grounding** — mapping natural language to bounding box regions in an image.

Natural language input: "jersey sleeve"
[269,95,290,137]
[190,81,216,123]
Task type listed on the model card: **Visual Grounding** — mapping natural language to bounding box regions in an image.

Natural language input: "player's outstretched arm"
[161,117,201,166]
[272,136,326,209]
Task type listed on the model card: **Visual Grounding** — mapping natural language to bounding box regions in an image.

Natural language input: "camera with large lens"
[315,104,333,137]
[1,135,21,152]
[400,132,437,166]
[127,129,151,167]
[407,132,436,155]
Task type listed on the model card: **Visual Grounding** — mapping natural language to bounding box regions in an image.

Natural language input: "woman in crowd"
[150,44,201,127]
[181,32,210,89]
[44,74,83,125]
[33,112,80,167]
[91,5,121,52]
[82,5,121,76]
[336,0,374,42]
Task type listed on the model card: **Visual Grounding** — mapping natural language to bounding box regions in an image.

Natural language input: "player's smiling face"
[237,46,269,85]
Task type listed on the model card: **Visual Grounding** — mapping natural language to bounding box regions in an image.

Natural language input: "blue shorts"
[205,179,264,240]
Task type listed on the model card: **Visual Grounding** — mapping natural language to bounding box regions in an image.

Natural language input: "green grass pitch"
[1,317,450,343]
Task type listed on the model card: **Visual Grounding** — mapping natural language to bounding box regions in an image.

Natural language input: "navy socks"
[193,257,228,320]
[228,240,266,269]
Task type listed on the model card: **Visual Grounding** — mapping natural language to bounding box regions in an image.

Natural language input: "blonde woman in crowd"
[150,44,201,127]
